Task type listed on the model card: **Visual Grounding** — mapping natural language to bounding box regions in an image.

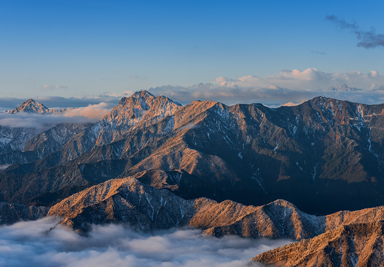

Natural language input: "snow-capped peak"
[92,90,182,145]
[4,99,67,114]
[5,99,50,114]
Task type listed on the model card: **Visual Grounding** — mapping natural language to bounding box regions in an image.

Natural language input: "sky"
[0,0,383,107]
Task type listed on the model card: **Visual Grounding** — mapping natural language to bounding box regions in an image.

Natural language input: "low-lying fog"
[0,217,291,267]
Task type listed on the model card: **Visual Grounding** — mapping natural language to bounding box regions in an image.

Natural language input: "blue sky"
[0,0,383,105]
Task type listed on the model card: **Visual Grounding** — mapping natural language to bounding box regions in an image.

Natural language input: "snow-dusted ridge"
[4,99,70,114]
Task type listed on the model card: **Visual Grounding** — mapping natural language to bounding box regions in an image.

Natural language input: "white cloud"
[2,68,384,111]
[41,84,68,91]
[282,102,302,107]
[230,68,384,90]
[149,68,384,106]
[64,102,113,120]
[0,106,111,129]
[0,218,290,267]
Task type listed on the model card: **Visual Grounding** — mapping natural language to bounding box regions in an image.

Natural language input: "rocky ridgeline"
[5,99,69,114]
[253,220,384,267]
[48,176,384,241]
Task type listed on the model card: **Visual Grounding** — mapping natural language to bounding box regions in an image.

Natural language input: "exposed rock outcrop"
[253,220,384,267]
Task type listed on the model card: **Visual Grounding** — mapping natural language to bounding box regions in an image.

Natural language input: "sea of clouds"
[0,102,114,130]
[0,218,290,267]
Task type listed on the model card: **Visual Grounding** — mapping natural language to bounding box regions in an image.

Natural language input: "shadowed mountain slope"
[0,202,49,225]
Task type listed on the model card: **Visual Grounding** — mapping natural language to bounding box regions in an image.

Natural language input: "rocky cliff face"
[253,220,384,267]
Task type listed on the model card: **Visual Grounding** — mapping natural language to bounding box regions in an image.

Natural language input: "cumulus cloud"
[0,218,290,267]
[0,97,114,129]
[326,15,384,48]
[2,68,384,112]
[282,102,303,107]
[149,68,384,106]
[63,102,113,120]
[41,84,68,91]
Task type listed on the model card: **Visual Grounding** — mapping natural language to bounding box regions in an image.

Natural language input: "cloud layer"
[0,218,290,267]
[2,68,384,113]
[63,102,113,120]
[149,69,384,106]
[0,102,113,129]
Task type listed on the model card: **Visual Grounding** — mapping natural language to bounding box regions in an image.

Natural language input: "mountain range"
[2,91,384,214]
[1,91,384,265]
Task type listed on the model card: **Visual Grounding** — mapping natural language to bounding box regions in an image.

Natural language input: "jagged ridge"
[253,220,384,267]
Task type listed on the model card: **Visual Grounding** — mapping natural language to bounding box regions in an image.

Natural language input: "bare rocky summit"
[4,99,67,114]
[49,90,182,165]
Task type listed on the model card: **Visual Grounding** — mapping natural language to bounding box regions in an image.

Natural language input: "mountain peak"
[4,99,69,114]
[133,90,154,98]
[89,90,182,146]
[328,84,362,92]
[25,98,36,103]
[118,90,156,106]
[5,99,50,114]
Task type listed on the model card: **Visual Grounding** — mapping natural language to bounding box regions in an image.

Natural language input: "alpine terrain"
[1,90,384,265]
